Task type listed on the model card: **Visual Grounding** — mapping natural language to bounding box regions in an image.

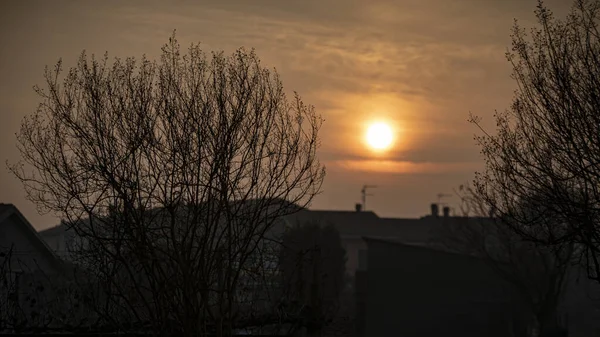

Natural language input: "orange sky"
[0,0,572,229]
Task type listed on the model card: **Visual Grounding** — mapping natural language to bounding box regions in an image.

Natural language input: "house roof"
[284,209,442,244]
[38,222,67,237]
[0,203,65,271]
[378,217,437,243]
[36,204,492,248]
[39,198,304,239]
[362,236,479,259]
[284,209,379,234]
[0,203,11,214]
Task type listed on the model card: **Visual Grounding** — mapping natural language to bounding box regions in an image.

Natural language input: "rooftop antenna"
[362,185,377,211]
[436,193,452,206]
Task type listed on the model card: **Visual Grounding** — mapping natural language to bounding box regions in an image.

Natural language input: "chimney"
[443,206,450,217]
[355,203,362,212]
[430,203,439,217]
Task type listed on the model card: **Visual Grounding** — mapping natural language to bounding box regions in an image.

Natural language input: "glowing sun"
[366,122,394,151]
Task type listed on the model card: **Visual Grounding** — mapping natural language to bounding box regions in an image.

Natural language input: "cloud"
[0,0,577,224]
[329,159,481,175]
[97,0,516,104]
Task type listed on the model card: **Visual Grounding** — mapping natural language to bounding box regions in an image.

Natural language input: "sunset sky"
[0,0,572,229]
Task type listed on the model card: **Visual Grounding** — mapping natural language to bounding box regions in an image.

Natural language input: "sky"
[0,0,572,230]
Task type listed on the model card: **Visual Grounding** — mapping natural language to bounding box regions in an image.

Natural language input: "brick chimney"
[431,203,439,217]
[355,203,362,212]
[443,206,450,217]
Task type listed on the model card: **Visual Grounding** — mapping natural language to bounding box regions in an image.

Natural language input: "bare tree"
[8,33,325,337]
[0,245,19,332]
[470,0,600,286]
[220,221,348,337]
[436,185,572,337]
[0,244,94,333]
[278,222,347,337]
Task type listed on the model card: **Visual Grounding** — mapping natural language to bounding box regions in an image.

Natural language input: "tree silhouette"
[8,33,325,337]
[278,222,346,337]
[471,0,600,286]
[437,185,572,337]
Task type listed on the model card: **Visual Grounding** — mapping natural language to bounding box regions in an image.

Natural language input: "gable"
[0,206,63,274]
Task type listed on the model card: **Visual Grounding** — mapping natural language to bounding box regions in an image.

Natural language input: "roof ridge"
[0,204,65,271]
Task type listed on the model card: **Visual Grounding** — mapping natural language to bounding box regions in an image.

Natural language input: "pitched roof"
[38,198,303,239]
[0,203,12,218]
[363,236,479,259]
[378,217,437,243]
[284,209,379,234]
[38,222,67,237]
[285,209,442,243]
[0,203,65,271]
[36,205,491,248]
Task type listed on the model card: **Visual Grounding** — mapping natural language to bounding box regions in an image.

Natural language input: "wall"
[0,212,72,331]
[341,236,366,277]
[0,214,59,274]
[561,265,600,337]
[360,240,522,337]
[39,228,81,261]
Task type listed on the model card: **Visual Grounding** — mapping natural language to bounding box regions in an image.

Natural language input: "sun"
[366,122,394,151]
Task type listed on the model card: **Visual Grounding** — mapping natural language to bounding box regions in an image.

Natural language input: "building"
[35,223,73,261]
[356,237,523,337]
[0,203,63,274]
[35,201,600,336]
[285,203,452,279]
[36,200,300,333]
[0,203,70,332]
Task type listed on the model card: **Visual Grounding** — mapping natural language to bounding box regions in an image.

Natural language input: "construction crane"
[361,185,377,211]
